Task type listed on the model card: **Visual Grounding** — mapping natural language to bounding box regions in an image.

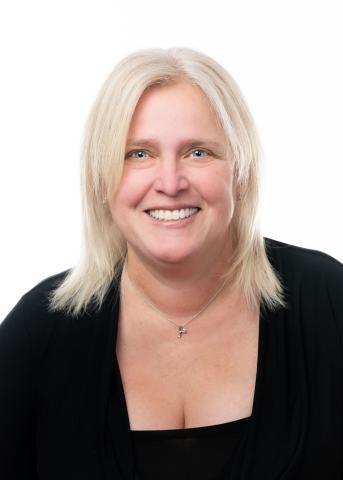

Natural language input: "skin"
[109,79,240,322]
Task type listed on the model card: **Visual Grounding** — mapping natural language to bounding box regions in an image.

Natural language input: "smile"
[146,207,200,221]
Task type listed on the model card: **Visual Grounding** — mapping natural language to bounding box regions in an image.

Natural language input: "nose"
[153,156,189,196]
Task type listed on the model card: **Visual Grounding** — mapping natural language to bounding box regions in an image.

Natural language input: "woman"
[0,47,342,480]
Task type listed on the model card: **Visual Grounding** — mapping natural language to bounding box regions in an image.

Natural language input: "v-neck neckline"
[103,236,288,479]
[106,277,269,479]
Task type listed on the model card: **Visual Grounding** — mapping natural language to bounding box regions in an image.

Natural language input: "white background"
[1,0,342,321]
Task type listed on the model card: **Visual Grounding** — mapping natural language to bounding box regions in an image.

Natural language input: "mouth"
[144,207,201,222]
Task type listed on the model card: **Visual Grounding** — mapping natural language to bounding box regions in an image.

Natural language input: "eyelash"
[125,148,210,160]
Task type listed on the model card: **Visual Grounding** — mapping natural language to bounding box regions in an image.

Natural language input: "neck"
[121,241,237,320]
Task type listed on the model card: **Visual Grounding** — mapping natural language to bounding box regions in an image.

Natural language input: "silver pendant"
[177,325,187,338]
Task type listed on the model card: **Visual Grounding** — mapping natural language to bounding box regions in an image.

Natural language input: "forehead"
[128,81,224,142]
[134,81,215,116]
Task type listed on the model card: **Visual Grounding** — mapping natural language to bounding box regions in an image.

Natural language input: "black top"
[1,237,343,479]
[130,416,251,480]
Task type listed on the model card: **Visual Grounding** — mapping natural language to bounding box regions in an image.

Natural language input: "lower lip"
[144,210,201,227]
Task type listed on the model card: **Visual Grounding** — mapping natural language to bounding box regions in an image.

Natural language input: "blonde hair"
[48,46,286,317]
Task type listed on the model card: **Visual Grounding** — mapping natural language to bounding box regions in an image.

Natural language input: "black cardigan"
[1,237,343,479]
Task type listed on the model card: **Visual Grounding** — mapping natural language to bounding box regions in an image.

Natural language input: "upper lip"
[144,205,201,211]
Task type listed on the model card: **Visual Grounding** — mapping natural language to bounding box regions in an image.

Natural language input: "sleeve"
[0,297,39,479]
[325,257,343,348]
[324,258,343,478]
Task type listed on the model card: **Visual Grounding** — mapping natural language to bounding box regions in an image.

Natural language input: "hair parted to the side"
[47,46,287,318]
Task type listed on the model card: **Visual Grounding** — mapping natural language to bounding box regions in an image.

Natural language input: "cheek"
[199,171,234,212]
[215,187,235,219]
[112,169,151,209]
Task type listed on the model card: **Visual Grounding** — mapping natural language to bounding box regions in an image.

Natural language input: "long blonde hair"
[48,46,286,317]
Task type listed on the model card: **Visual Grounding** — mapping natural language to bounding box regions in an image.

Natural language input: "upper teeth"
[148,207,199,221]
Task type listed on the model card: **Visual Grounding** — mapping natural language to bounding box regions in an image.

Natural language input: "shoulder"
[264,236,343,284]
[0,269,72,362]
[19,269,71,310]
[264,237,343,340]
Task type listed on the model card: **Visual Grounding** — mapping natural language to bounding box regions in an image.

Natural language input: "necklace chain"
[121,260,230,338]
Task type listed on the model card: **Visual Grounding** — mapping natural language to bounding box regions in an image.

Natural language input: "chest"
[115,309,260,430]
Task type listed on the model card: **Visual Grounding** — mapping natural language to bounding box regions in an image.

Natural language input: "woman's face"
[109,80,238,267]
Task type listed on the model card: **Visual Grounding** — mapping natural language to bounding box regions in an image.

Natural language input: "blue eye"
[191,149,209,158]
[125,148,210,160]
[126,150,148,159]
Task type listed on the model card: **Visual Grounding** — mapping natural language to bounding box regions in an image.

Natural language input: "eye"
[125,150,149,160]
[125,148,211,160]
[190,149,210,158]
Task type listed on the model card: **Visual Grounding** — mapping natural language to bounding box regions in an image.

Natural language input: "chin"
[146,247,198,265]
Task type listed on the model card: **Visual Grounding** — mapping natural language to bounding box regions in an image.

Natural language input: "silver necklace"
[121,261,230,339]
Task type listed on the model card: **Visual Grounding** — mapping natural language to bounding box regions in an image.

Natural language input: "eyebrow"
[126,138,224,149]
